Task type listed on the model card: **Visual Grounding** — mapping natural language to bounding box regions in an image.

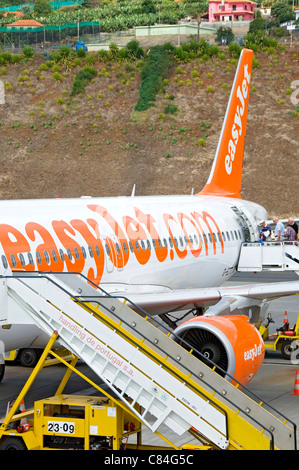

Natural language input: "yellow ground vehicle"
[0,332,206,451]
[259,313,299,360]
[5,348,72,367]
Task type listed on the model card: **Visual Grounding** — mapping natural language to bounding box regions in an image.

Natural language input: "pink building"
[209,0,257,22]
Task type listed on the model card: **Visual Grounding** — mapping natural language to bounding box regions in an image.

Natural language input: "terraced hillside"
[0,43,298,217]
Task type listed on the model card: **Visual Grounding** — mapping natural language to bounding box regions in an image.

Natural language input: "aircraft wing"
[119,281,299,318]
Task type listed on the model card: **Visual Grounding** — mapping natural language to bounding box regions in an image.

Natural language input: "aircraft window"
[1,255,8,269]
[152,240,157,250]
[168,237,173,248]
[105,244,110,256]
[95,245,100,257]
[140,240,145,251]
[163,238,168,248]
[184,235,188,244]
[122,241,128,254]
[74,247,80,260]
[189,235,193,244]
[217,233,221,242]
[212,232,216,242]
[147,239,151,250]
[222,231,226,242]
[115,243,121,255]
[234,230,238,240]
[10,254,17,268]
[134,240,140,252]
[67,248,73,260]
[18,253,25,267]
[158,238,162,249]
[129,241,134,253]
[28,253,34,266]
[230,231,234,240]
[36,252,42,265]
[59,249,65,262]
[174,237,178,248]
[208,233,212,243]
[51,249,57,262]
[226,231,230,241]
[44,251,50,264]
[88,246,94,258]
[193,234,198,244]
[81,246,87,259]
[179,237,184,247]
[238,230,242,239]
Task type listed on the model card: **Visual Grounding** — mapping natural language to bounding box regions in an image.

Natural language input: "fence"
[0,0,81,11]
[0,21,100,47]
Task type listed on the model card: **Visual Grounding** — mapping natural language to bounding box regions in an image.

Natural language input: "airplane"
[0,48,298,386]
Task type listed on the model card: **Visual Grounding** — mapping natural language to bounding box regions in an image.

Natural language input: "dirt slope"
[0,44,298,218]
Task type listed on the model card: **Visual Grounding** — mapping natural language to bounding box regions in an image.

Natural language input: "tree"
[215,26,235,45]
[249,17,266,34]
[271,2,295,23]
[33,0,51,17]
[141,0,156,14]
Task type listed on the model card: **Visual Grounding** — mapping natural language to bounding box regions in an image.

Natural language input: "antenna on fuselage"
[131,184,136,197]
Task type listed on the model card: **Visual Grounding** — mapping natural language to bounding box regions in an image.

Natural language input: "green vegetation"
[0,0,206,34]
[0,27,296,171]
[135,44,174,112]
[215,26,235,46]
[33,0,51,17]
[71,66,97,96]
[164,103,179,115]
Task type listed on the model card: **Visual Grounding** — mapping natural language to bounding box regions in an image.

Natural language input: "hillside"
[0,44,298,218]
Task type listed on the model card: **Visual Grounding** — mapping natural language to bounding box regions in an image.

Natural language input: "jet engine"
[172,314,264,387]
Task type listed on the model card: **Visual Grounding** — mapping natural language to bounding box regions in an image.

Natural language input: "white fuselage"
[0,195,265,290]
[0,194,267,352]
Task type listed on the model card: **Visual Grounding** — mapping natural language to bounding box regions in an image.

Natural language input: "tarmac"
[0,271,298,451]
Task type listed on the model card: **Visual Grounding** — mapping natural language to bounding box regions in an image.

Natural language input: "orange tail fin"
[198,48,253,198]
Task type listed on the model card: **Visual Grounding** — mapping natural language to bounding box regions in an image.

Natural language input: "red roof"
[6,19,44,27]
[3,11,24,18]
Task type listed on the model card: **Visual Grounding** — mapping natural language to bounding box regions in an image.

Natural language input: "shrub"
[164,103,179,115]
[11,54,21,64]
[228,42,242,58]
[86,53,95,65]
[23,46,35,59]
[77,48,86,58]
[252,57,260,68]
[71,66,97,96]
[135,44,174,112]
[53,72,63,82]
[2,51,12,63]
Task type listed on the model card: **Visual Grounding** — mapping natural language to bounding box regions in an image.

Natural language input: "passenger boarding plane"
[0,49,298,385]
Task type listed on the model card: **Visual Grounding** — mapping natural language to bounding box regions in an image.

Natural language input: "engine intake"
[173,314,265,386]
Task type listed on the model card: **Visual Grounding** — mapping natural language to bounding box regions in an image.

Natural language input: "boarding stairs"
[238,241,299,273]
[0,272,297,450]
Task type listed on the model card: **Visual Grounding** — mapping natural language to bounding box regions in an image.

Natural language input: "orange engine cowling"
[172,314,265,387]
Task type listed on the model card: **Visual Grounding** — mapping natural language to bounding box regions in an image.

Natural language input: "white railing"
[238,241,299,272]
